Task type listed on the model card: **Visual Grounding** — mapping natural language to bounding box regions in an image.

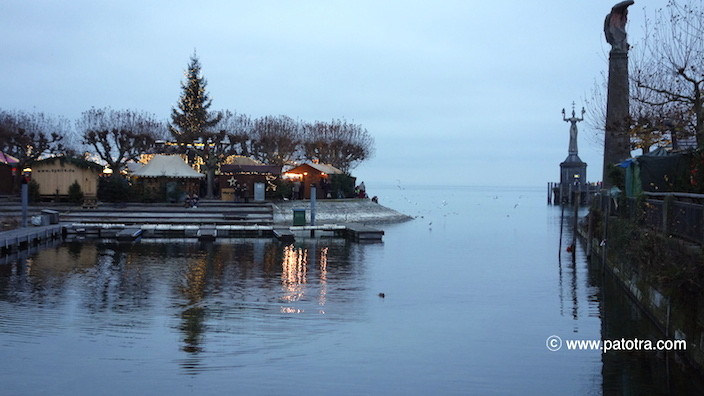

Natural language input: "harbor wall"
[584,217,704,372]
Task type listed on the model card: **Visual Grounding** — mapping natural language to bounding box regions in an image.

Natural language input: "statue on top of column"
[604,0,635,53]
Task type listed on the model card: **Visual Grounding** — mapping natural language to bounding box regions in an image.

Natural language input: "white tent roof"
[132,155,204,178]
[125,162,143,173]
[308,163,343,174]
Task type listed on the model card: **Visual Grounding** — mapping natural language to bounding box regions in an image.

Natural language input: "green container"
[292,209,306,226]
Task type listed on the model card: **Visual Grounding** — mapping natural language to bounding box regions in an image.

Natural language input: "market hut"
[283,163,344,199]
[31,156,102,200]
[131,155,204,202]
[219,156,281,202]
[0,152,18,195]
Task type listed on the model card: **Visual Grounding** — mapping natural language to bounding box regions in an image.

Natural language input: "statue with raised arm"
[604,0,635,53]
[563,104,585,156]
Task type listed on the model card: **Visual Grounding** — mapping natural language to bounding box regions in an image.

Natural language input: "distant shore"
[272,199,413,225]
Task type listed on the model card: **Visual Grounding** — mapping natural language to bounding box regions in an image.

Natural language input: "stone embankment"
[581,217,704,374]
[272,199,412,225]
[0,199,412,228]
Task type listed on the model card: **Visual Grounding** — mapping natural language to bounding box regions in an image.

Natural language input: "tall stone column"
[603,1,634,187]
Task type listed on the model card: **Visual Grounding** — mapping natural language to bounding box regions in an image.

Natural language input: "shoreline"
[271,199,413,225]
[0,199,413,231]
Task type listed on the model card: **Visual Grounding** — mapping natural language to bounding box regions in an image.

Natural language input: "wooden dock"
[273,228,295,243]
[116,228,143,241]
[62,223,383,243]
[0,225,63,254]
[197,227,217,242]
[339,223,385,242]
[0,222,384,258]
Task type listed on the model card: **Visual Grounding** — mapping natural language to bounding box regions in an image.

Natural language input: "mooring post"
[662,194,672,234]
[310,185,317,237]
[586,198,593,259]
[559,183,564,204]
[21,177,28,228]
[572,191,578,262]
[559,199,565,261]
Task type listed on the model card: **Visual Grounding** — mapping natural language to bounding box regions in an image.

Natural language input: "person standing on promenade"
[293,180,301,200]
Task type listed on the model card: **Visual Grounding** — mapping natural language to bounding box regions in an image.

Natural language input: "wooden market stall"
[219,156,281,202]
[31,156,102,200]
[284,163,344,199]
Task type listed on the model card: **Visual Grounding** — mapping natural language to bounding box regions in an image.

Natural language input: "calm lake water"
[1,185,702,395]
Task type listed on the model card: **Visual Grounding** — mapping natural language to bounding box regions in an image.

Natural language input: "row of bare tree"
[0,108,373,183]
[2,53,374,198]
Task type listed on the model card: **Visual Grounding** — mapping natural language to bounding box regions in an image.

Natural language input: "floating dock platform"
[0,225,64,254]
[0,222,384,259]
[61,223,384,243]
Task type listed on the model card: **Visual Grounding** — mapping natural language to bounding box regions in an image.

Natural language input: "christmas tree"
[169,52,224,198]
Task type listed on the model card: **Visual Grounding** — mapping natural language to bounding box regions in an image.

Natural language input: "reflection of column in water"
[558,258,564,317]
[252,239,265,267]
[571,258,579,326]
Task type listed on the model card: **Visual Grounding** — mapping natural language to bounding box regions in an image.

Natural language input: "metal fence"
[606,192,704,244]
[670,200,704,243]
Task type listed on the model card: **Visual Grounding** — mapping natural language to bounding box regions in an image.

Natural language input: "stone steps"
[2,202,275,226]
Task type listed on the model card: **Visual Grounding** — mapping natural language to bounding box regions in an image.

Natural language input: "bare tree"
[586,55,694,154]
[77,107,164,175]
[0,109,67,191]
[182,110,252,194]
[631,0,704,147]
[249,115,302,166]
[218,110,253,157]
[301,119,374,172]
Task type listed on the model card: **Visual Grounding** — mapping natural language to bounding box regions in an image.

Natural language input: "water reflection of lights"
[183,258,208,301]
[280,245,330,314]
[318,247,328,307]
[281,245,307,303]
[280,307,305,314]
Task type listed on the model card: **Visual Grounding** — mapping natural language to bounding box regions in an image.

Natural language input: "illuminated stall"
[283,163,343,199]
[218,156,281,202]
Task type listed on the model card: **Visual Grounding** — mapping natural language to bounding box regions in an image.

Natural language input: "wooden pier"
[340,223,385,242]
[547,182,601,205]
[0,225,63,254]
[197,226,217,242]
[0,222,384,260]
[116,228,143,241]
[273,228,295,243]
[60,223,384,243]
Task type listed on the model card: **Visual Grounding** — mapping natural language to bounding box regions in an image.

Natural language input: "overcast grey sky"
[0,1,649,187]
